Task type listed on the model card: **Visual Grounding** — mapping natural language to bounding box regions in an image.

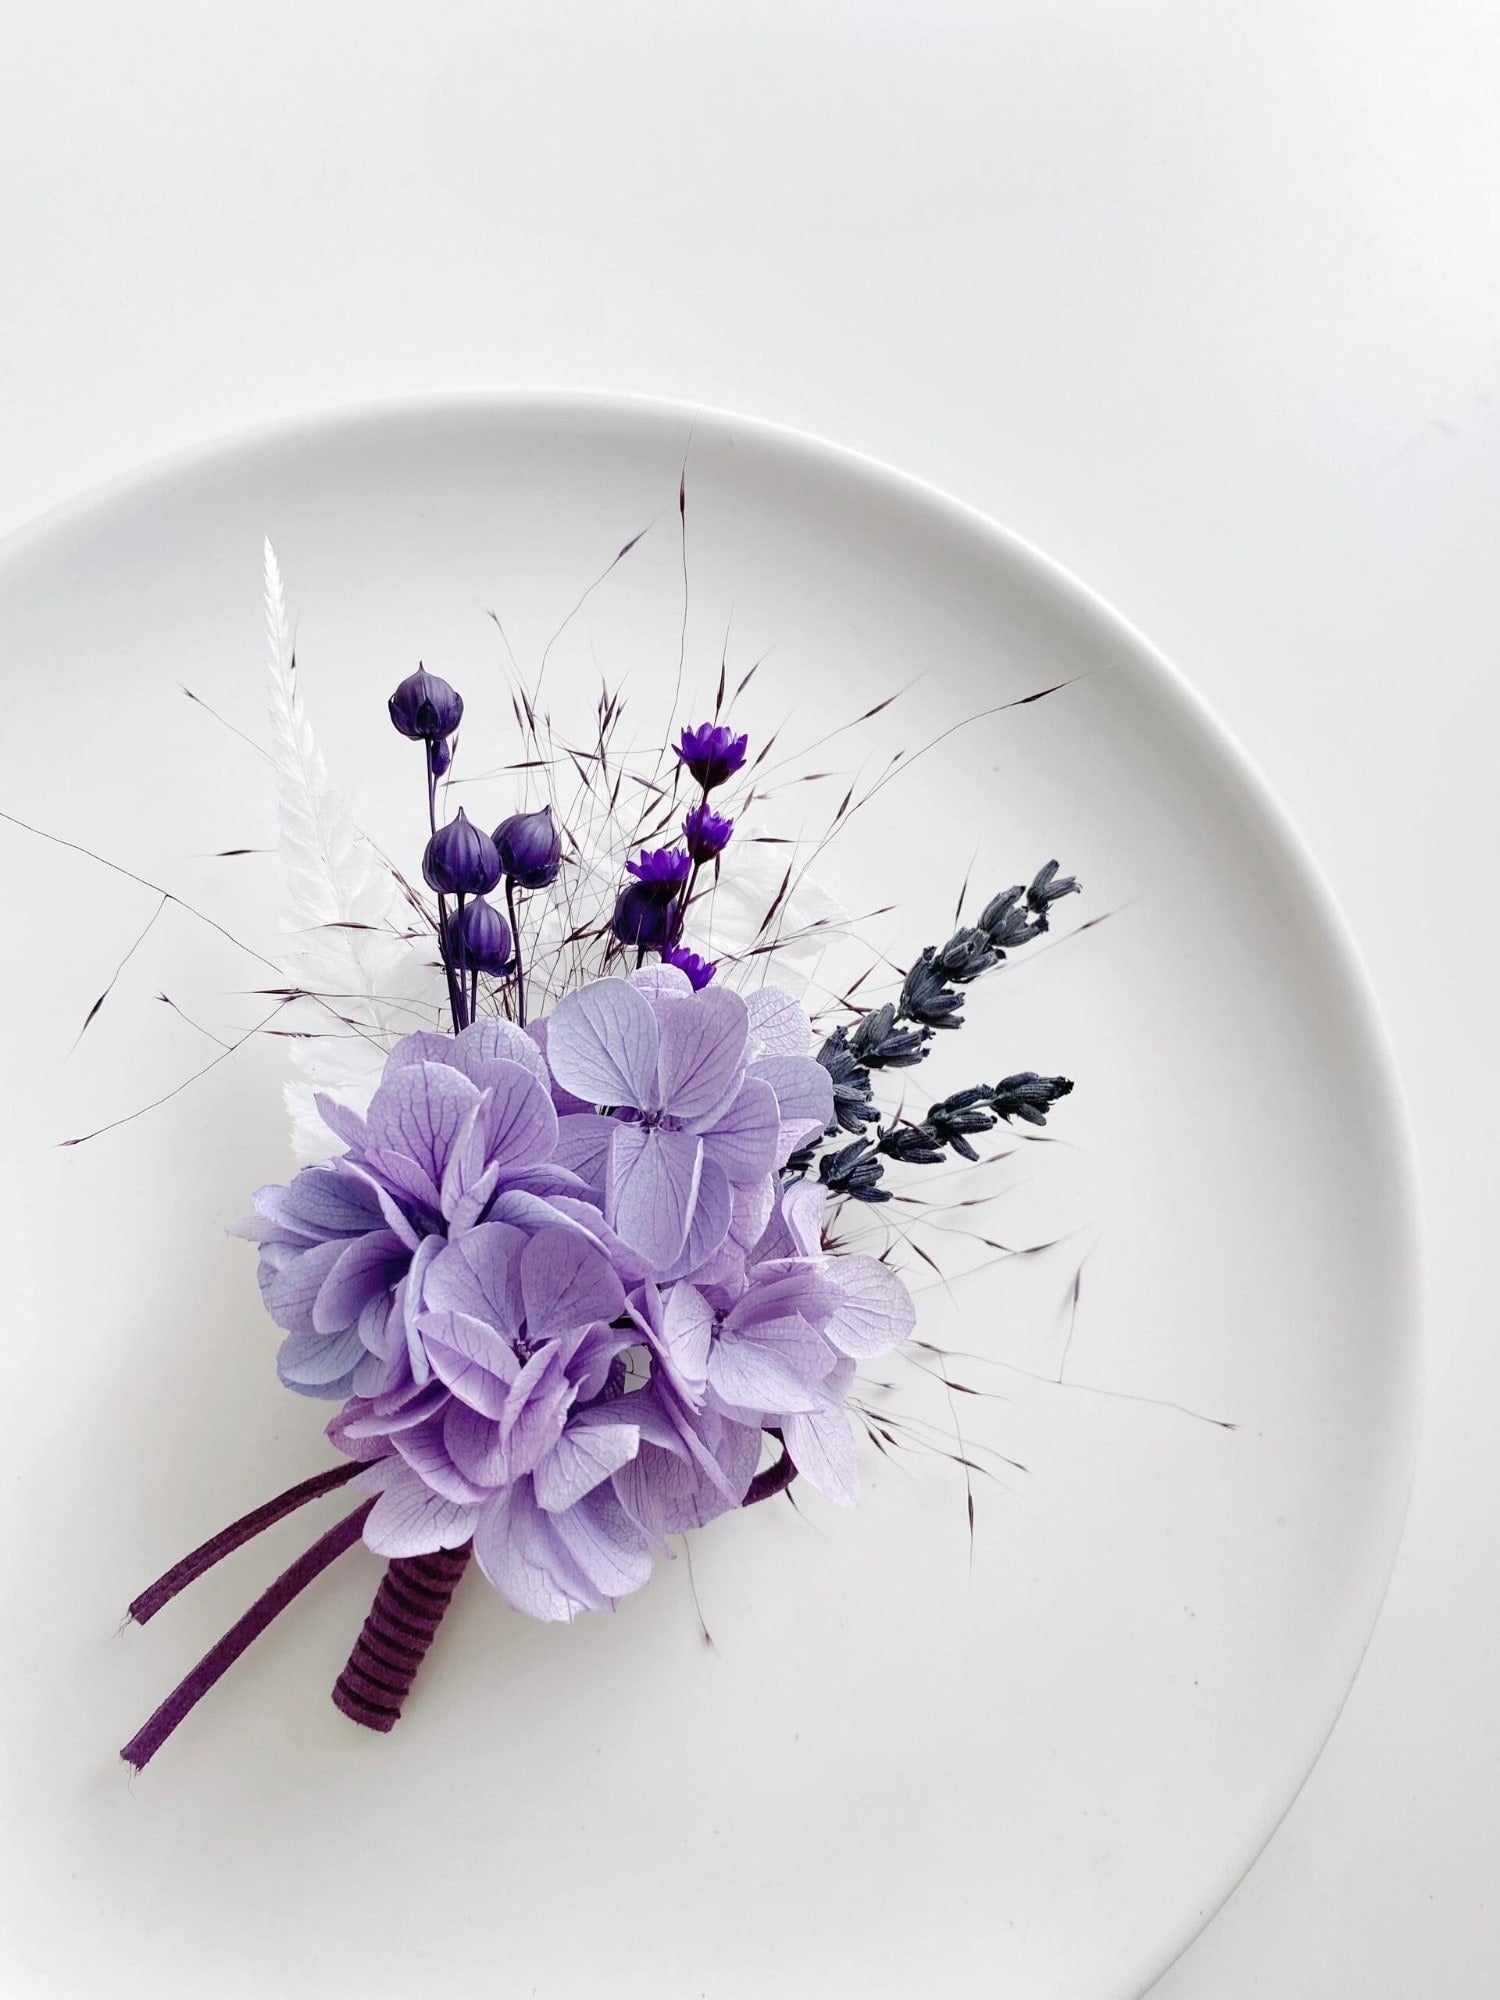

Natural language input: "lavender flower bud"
[388,666,463,741]
[815,1026,880,1131]
[675,722,748,792]
[877,1122,947,1166]
[494,805,562,889]
[924,1086,1000,1161]
[818,1137,890,1204]
[662,945,717,990]
[450,896,514,976]
[1027,860,1081,915]
[934,927,1001,984]
[682,802,734,862]
[898,948,965,1030]
[624,847,692,904]
[610,882,681,952]
[848,1003,931,1069]
[423,809,501,896]
[988,1072,1074,1127]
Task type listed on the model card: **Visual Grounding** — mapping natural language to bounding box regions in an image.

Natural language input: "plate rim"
[0,385,1425,1998]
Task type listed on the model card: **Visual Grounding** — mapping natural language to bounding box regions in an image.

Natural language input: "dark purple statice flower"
[675,722,748,792]
[494,805,562,889]
[682,802,734,862]
[388,666,463,741]
[423,809,501,896]
[661,945,716,990]
[624,846,692,900]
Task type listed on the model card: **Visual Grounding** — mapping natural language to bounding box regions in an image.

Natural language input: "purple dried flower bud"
[624,846,692,903]
[388,666,463,741]
[449,896,514,976]
[423,809,501,896]
[427,734,453,779]
[675,722,748,792]
[494,805,562,889]
[662,945,717,990]
[682,802,734,862]
[610,882,681,953]
[818,1137,890,1204]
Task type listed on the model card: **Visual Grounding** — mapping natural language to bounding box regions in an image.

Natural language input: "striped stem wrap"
[331,1545,473,1732]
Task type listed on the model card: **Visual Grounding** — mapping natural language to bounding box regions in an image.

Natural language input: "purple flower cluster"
[236,971,915,1623]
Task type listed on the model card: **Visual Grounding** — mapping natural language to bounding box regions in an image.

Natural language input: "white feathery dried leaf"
[264,540,444,1158]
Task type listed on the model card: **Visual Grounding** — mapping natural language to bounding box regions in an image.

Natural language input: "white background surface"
[0,5,1493,1994]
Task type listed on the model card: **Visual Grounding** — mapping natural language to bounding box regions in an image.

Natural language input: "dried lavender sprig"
[851,859,1079,1073]
[801,860,1080,1174]
[816,1072,1075,1203]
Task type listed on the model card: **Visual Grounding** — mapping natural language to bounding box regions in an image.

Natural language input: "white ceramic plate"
[0,395,1418,2000]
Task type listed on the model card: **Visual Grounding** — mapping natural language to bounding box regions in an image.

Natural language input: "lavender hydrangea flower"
[545,974,831,1270]
[341,1224,654,1620]
[232,1020,571,1402]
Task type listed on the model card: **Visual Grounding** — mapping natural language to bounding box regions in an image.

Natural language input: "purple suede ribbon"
[121,1499,374,1771]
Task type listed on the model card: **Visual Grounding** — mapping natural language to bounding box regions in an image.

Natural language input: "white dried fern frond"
[264,539,444,1158]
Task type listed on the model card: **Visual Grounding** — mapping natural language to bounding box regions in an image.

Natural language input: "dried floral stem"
[506,877,527,1026]
[120,1500,374,1772]
[743,1431,798,1505]
[127,1460,364,1625]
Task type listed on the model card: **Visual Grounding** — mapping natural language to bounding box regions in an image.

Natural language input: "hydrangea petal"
[547,1483,653,1599]
[825,1254,917,1358]
[533,1413,642,1513]
[745,986,813,1060]
[443,1399,508,1485]
[656,987,749,1125]
[708,1313,833,1415]
[553,1112,613,1188]
[639,1280,713,1401]
[657,1156,733,1283]
[315,1092,371,1154]
[393,1415,492,1505]
[276,1323,364,1396]
[261,1237,345,1334]
[520,1226,627,1342]
[422,1222,527,1333]
[278,1165,386,1238]
[627,963,694,1005]
[473,1483,606,1620]
[782,1406,859,1506]
[420,1308,519,1417]
[400,1233,445,1386]
[384,1031,461,1071]
[749,1053,834,1134]
[312,1229,408,1335]
[545,979,659,1111]
[473,1063,559,1177]
[608,1122,702,1267]
[359,1459,479,1557]
[700,1077,780,1184]
[497,1342,574,1477]
[451,1017,548,1085]
[367,1061,482,1199]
